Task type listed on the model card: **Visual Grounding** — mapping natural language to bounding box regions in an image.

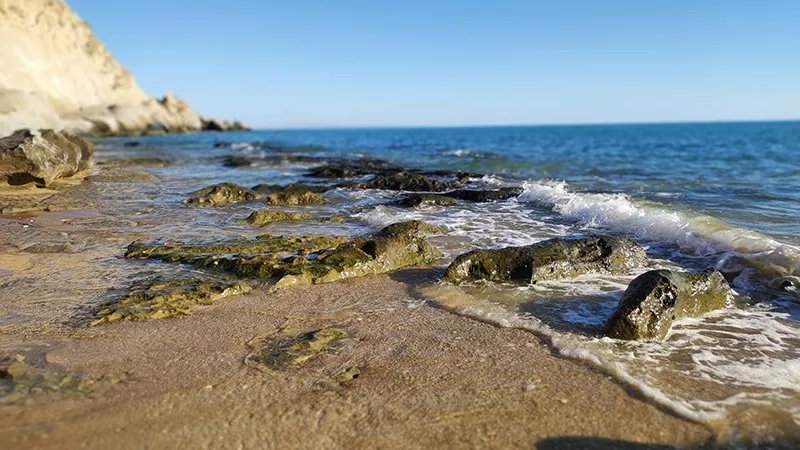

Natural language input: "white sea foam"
[518,179,800,280]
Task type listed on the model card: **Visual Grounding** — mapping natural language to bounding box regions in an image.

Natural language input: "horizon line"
[248,117,800,132]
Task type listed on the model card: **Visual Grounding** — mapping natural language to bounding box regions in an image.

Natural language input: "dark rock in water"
[416,170,484,183]
[352,171,461,192]
[125,221,443,288]
[182,182,261,206]
[444,236,648,284]
[213,141,234,148]
[251,182,329,194]
[236,210,313,226]
[393,194,457,208]
[90,278,252,325]
[305,159,401,178]
[122,141,142,148]
[603,269,731,341]
[443,187,523,202]
[0,129,94,185]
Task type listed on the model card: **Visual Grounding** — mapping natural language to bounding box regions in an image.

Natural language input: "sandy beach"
[0,257,713,449]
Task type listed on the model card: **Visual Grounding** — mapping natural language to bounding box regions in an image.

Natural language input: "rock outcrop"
[444,236,648,284]
[0,128,93,185]
[0,0,245,136]
[603,269,732,341]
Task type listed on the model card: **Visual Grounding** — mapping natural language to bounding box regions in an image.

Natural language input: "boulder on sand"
[0,129,93,185]
[444,236,648,284]
[603,269,732,341]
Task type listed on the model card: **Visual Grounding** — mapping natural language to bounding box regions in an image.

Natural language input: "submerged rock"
[236,210,313,226]
[444,236,647,284]
[603,269,732,341]
[246,328,348,370]
[0,129,93,185]
[222,154,320,168]
[100,157,172,167]
[393,194,457,208]
[181,182,261,206]
[443,187,523,202]
[125,221,443,288]
[263,190,327,206]
[90,278,252,326]
[0,354,88,404]
[352,171,461,192]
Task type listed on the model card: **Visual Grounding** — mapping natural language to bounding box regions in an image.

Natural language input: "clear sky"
[69,0,799,128]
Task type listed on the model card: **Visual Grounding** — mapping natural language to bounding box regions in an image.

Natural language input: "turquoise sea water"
[96,121,800,443]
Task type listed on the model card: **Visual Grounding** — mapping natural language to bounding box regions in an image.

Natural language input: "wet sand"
[1,268,713,448]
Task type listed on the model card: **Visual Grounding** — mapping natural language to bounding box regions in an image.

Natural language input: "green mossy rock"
[603,269,732,341]
[236,210,313,226]
[181,183,261,206]
[90,279,252,326]
[444,236,648,284]
[125,221,443,289]
[353,171,461,192]
[393,194,457,208]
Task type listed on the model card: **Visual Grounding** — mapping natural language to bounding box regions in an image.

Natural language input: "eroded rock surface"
[263,189,327,206]
[91,278,252,326]
[603,269,732,341]
[0,129,93,185]
[444,236,648,284]
[182,183,261,206]
[393,194,457,208]
[237,210,313,226]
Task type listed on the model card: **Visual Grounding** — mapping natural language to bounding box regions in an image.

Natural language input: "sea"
[95,121,800,444]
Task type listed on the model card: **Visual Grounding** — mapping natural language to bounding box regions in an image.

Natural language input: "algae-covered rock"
[352,171,460,192]
[246,328,348,370]
[236,210,313,226]
[443,187,523,203]
[90,278,252,326]
[263,190,327,206]
[444,236,647,284]
[125,221,443,289]
[393,194,457,208]
[0,355,87,404]
[182,182,261,206]
[603,269,732,341]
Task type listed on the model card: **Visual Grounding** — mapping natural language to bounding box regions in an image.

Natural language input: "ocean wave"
[518,180,800,283]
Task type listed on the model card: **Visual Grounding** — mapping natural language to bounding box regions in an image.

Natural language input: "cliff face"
[0,0,243,136]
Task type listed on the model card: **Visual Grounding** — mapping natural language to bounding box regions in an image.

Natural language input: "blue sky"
[70,0,799,128]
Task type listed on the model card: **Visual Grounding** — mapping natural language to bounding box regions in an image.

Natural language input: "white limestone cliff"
[0,0,245,137]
